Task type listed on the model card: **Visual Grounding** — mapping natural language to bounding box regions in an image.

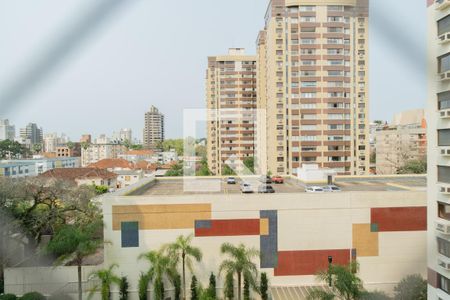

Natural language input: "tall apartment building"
[206,48,257,175]
[256,0,369,176]
[143,106,164,150]
[375,109,427,175]
[20,123,43,145]
[428,0,450,297]
[0,119,15,141]
[112,128,132,143]
[43,133,69,153]
[81,143,127,167]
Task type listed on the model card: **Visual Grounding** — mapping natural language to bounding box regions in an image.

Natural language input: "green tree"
[393,274,426,300]
[93,185,109,195]
[397,159,427,174]
[119,276,130,300]
[223,272,234,300]
[361,290,391,300]
[260,273,268,300]
[0,294,17,300]
[0,140,27,159]
[243,157,255,174]
[196,159,211,176]
[80,141,90,150]
[195,145,207,159]
[47,221,104,300]
[139,250,173,300]
[32,143,42,154]
[308,261,364,300]
[190,275,199,300]
[138,273,149,300]
[207,273,216,299]
[219,243,260,300]
[243,275,250,300]
[222,165,236,176]
[20,292,46,300]
[129,144,144,150]
[67,141,75,151]
[163,234,203,300]
[173,274,182,300]
[166,162,184,177]
[88,264,121,300]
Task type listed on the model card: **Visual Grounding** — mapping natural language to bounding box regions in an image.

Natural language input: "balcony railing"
[436,218,450,234]
[440,32,450,44]
[438,254,450,271]
[440,147,450,157]
[440,71,450,81]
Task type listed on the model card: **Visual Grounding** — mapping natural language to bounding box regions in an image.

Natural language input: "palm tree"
[163,234,202,300]
[88,264,121,300]
[219,243,260,300]
[47,221,104,300]
[139,250,174,300]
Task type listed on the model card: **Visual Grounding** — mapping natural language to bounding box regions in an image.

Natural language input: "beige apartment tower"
[206,48,257,175]
[427,0,450,298]
[257,0,370,176]
[143,106,165,150]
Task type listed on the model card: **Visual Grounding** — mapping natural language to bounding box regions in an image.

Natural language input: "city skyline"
[0,0,426,140]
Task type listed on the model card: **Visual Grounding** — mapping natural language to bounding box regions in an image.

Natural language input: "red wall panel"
[195,219,260,237]
[274,249,351,276]
[371,207,427,232]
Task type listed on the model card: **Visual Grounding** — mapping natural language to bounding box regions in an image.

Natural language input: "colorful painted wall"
[103,191,426,297]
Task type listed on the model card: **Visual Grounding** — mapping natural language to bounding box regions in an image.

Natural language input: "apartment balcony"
[436,218,450,235]
[440,32,450,44]
[440,146,450,157]
[440,71,450,81]
[440,109,450,119]
[438,254,450,271]
[436,288,449,299]
[436,0,450,10]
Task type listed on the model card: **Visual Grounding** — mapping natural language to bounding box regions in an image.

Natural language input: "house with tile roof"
[39,168,117,189]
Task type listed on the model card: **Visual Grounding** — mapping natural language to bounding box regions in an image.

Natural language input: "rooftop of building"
[125,175,426,196]
[39,168,117,182]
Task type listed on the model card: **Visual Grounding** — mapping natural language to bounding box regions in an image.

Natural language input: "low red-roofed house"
[39,168,117,189]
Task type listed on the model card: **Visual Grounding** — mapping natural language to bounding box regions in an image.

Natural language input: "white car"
[240,182,253,193]
[323,185,342,192]
[305,186,324,193]
[226,177,237,184]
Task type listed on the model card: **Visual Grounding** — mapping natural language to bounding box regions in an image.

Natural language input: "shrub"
[393,274,426,300]
[260,273,269,300]
[48,293,72,300]
[0,294,18,300]
[20,292,46,300]
[191,275,198,300]
[119,276,129,300]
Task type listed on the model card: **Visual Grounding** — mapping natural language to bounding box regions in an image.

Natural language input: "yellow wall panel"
[352,224,379,257]
[260,218,269,236]
[112,204,211,231]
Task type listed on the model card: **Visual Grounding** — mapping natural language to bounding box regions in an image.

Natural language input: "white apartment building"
[143,106,165,150]
[0,119,15,141]
[81,144,127,167]
[428,0,450,298]
[0,157,80,178]
[43,133,69,153]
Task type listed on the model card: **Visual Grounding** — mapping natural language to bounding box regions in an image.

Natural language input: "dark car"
[259,175,272,184]
[258,184,275,193]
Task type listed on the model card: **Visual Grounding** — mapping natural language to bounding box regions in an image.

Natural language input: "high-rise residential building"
[256,0,369,176]
[206,48,257,175]
[375,109,427,175]
[20,123,43,145]
[427,0,450,297]
[143,106,164,150]
[81,143,127,166]
[112,128,132,143]
[0,119,15,141]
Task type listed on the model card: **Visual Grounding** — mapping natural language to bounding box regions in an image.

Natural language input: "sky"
[0,0,427,140]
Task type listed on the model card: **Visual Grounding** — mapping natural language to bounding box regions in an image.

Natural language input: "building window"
[438,165,450,184]
[438,53,450,73]
[439,129,450,146]
[121,221,139,248]
[438,15,450,36]
[439,91,450,110]
[439,273,450,294]
[438,237,450,258]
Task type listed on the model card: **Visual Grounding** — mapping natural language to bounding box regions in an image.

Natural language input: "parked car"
[240,182,253,193]
[258,184,275,193]
[323,185,342,192]
[226,177,237,184]
[260,175,272,184]
[271,176,284,184]
[305,186,324,193]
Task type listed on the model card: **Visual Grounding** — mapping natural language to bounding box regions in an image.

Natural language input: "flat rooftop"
[130,175,426,196]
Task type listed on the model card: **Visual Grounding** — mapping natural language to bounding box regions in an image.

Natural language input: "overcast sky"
[0,0,426,140]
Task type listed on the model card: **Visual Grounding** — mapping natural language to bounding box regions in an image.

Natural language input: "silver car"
[305,186,324,193]
[240,182,253,193]
[323,185,342,192]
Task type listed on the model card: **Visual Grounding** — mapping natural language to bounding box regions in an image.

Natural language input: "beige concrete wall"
[103,190,426,298]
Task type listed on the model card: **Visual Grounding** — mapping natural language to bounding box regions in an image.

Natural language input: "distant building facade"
[143,106,164,150]
[375,109,427,175]
[0,119,15,141]
[0,156,80,178]
[39,168,117,189]
[43,133,69,153]
[81,143,127,167]
[20,123,43,146]
[112,128,132,143]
